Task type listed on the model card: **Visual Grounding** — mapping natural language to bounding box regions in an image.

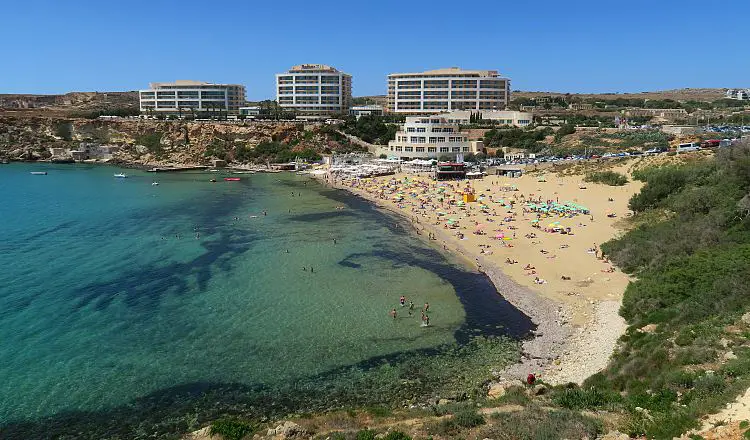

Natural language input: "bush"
[584,171,628,186]
[484,407,602,440]
[209,419,255,440]
[383,431,411,440]
[453,408,485,428]
[552,386,620,410]
[355,429,377,440]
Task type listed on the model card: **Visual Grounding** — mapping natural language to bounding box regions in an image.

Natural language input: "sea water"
[0,163,531,434]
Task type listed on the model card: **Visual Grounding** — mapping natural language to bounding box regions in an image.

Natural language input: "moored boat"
[30,171,47,175]
[224,177,241,181]
[114,173,128,178]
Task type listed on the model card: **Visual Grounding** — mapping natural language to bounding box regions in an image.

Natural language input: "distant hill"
[513,88,729,102]
[0,91,138,115]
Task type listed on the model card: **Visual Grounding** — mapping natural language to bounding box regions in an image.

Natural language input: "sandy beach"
[318,164,642,384]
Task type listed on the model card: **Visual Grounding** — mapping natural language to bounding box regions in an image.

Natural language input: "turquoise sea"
[0,163,531,438]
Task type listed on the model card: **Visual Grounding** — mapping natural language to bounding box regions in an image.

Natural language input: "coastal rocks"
[487,380,524,398]
[638,323,657,333]
[265,421,307,439]
[741,312,750,325]
[600,431,630,440]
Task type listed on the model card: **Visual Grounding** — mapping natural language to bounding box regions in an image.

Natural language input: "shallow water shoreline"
[316,175,575,382]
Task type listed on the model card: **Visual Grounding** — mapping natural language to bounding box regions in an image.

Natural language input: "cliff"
[0,116,360,166]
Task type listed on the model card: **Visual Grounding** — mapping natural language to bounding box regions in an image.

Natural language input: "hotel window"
[410,136,418,143]
[438,137,446,142]
[321,86,340,94]
[417,137,426,143]
[405,146,413,152]
[397,80,421,89]
[140,92,155,99]
[429,137,437,143]
[416,127,425,133]
[462,147,470,152]
[156,91,176,99]
[396,146,402,151]
[406,127,415,133]
[320,76,339,84]
[157,101,176,108]
[177,91,200,99]
[201,91,226,99]
[428,147,437,152]
[452,147,461,152]
[424,80,449,88]
[439,147,449,152]
[416,147,425,152]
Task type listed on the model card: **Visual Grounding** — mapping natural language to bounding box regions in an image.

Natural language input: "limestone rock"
[487,380,524,398]
[273,421,306,439]
[742,312,750,325]
[638,323,657,333]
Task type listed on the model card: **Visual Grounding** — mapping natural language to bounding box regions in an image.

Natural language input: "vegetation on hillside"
[548,141,750,438]
[584,171,628,186]
[483,127,553,152]
[341,115,399,145]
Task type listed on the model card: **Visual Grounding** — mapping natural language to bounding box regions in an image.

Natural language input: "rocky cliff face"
[0,116,354,166]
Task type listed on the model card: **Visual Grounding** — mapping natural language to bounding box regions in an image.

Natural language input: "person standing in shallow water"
[400,295,406,307]
[389,308,397,319]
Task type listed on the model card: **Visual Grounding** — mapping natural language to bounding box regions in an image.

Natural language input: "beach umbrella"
[495,233,505,239]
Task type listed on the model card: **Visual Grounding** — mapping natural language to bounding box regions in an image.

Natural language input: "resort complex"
[275,64,353,117]
[382,115,482,160]
[386,67,511,114]
[138,80,246,115]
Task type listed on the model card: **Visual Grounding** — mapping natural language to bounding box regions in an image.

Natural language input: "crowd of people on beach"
[327,173,618,289]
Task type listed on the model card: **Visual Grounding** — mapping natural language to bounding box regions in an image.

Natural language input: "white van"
[677,142,701,153]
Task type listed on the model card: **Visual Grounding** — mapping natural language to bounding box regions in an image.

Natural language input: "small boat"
[30,171,47,175]
[209,178,217,183]
[151,182,159,186]
[114,173,128,178]
[224,177,241,182]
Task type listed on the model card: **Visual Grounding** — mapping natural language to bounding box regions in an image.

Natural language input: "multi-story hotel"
[276,64,352,117]
[139,80,246,114]
[387,67,510,115]
[381,116,483,160]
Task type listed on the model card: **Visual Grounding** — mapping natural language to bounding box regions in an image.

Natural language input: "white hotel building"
[276,64,352,117]
[387,67,510,115]
[139,80,246,115]
[381,116,482,160]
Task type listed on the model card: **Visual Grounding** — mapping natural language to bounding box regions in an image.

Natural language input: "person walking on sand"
[390,308,397,320]
[424,302,430,313]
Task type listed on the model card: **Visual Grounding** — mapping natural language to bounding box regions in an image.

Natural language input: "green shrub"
[355,429,377,440]
[584,171,628,186]
[453,408,485,428]
[383,431,411,440]
[209,418,255,440]
[552,386,620,410]
[485,407,602,439]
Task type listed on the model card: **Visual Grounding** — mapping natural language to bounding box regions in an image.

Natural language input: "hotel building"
[387,67,510,115]
[381,116,483,160]
[139,80,246,114]
[276,64,352,117]
[439,110,532,127]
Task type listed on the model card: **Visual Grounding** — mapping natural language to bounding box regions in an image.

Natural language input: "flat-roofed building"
[139,80,246,115]
[387,67,510,115]
[438,110,533,127]
[350,104,384,119]
[276,64,352,118]
[380,116,482,160]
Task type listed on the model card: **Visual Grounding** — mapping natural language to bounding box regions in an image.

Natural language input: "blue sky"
[2,0,748,99]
